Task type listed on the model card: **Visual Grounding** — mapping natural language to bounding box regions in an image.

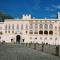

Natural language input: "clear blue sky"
[0,0,60,18]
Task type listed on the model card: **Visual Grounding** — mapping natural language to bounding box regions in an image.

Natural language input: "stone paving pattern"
[0,44,60,60]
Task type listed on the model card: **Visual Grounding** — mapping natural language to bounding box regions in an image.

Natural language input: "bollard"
[34,43,36,49]
[29,43,31,48]
[56,45,59,56]
[26,43,27,47]
[41,43,44,52]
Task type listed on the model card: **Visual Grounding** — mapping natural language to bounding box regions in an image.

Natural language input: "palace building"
[0,12,60,45]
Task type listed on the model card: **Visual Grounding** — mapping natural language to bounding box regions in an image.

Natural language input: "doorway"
[16,35,20,44]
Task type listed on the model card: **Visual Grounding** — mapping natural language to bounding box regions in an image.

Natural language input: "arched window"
[0,32,3,35]
[49,24,53,29]
[44,24,48,29]
[34,30,38,34]
[39,30,43,34]
[44,30,48,35]
[39,24,43,29]
[49,30,53,35]
[29,30,33,34]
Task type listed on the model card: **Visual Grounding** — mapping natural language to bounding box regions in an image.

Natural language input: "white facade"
[0,13,60,45]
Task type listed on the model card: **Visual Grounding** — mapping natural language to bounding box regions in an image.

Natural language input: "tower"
[57,12,60,19]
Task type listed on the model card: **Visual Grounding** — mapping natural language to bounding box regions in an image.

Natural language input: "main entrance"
[16,35,21,44]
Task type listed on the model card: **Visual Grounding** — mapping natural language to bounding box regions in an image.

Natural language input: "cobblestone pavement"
[0,44,60,60]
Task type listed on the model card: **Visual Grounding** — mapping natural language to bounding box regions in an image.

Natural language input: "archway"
[49,31,53,35]
[44,31,48,35]
[16,35,21,44]
[39,30,43,34]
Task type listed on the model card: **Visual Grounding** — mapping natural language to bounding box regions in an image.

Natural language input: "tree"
[0,12,14,22]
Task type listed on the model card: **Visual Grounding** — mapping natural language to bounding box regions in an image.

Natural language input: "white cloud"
[53,5,60,9]
[50,14,56,18]
[45,7,54,12]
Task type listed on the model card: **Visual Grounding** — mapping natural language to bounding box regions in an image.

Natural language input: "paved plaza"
[0,44,60,60]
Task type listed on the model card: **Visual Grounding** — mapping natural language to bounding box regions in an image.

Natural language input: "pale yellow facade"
[0,13,60,45]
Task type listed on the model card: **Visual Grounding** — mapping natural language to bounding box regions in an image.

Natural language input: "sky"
[0,0,60,18]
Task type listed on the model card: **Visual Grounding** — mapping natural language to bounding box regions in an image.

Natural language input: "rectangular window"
[55,26,57,31]
[5,24,7,33]
[29,24,33,29]
[9,24,10,30]
[59,27,60,35]
[12,30,14,33]
[26,24,28,29]
[29,30,33,34]
[5,31,7,33]
[21,24,23,30]
[12,24,14,30]
[34,24,38,29]
[5,24,7,30]
[17,24,19,30]
[8,31,10,33]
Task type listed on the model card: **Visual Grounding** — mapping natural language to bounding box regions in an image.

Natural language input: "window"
[5,24,7,30]
[8,31,10,33]
[34,24,38,28]
[12,31,14,33]
[40,37,42,40]
[55,33,57,35]
[30,37,32,39]
[0,37,1,39]
[49,30,53,35]
[34,32,38,34]
[0,32,2,35]
[35,37,37,40]
[26,24,28,29]
[50,37,52,40]
[59,27,60,29]
[39,24,43,29]
[26,31,28,34]
[55,26,57,31]
[39,30,43,34]
[34,30,38,34]
[44,24,48,29]
[5,31,7,33]
[12,24,14,30]
[29,24,33,29]
[17,24,19,30]
[22,39,25,42]
[29,30,33,34]
[49,24,53,29]
[44,30,48,35]
[21,24,23,30]
[59,27,60,35]
[55,37,57,40]
[8,24,10,30]
[44,37,47,40]
[11,39,13,42]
